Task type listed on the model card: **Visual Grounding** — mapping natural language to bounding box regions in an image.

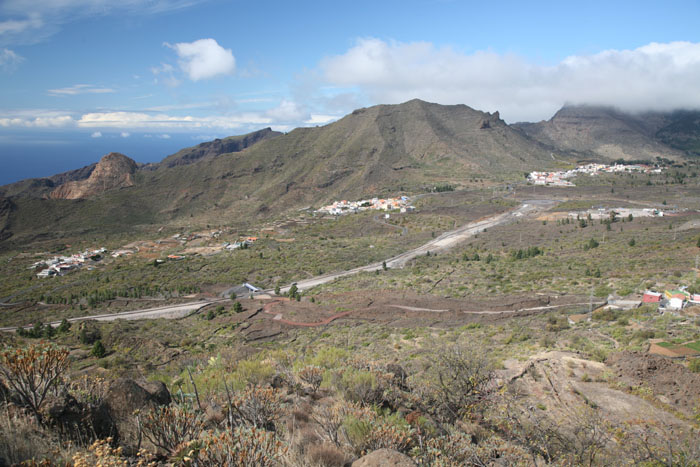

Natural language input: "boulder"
[44,393,116,442]
[104,378,171,453]
[104,378,171,419]
[351,448,417,467]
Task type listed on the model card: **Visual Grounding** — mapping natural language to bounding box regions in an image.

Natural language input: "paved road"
[279,199,555,293]
[0,199,554,331]
[0,300,220,332]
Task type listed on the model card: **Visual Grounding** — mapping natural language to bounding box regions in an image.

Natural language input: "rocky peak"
[50,152,137,199]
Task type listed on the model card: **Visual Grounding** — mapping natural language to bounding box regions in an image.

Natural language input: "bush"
[189,426,286,466]
[0,342,69,422]
[297,365,323,394]
[420,345,494,423]
[689,358,700,373]
[343,412,415,456]
[140,403,205,455]
[91,340,106,358]
[227,386,285,431]
[334,367,392,406]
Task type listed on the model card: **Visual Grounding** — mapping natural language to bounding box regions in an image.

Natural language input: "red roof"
[642,292,661,303]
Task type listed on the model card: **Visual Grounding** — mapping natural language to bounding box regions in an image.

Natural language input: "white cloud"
[90,131,102,138]
[47,84,116,96]
[0,1,208,46]
[0,115,74,127]
[305,114,339,125]
[165,38,235,81]
[75,110,271,129]
[0,14,42,36]
[158,134,171,139]
[265,99,308,122]
[0,48,23,71]
[321,39,700,122]
[120,131,130,138]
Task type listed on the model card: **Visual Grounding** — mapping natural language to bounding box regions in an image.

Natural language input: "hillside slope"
[0,99,567,248]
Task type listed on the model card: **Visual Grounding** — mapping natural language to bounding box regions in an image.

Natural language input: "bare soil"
[606,351,700,418]
[232,290,591,334]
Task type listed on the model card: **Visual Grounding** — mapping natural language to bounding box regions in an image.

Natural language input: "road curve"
[0,300,221,333]
[279,199,555,293]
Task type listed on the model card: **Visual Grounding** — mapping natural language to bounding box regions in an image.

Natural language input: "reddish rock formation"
[50,152,137,199]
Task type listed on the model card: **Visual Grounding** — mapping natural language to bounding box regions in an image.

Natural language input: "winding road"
[0,199,554,331]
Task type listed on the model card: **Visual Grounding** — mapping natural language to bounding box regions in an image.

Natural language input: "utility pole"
[589,286,594,313]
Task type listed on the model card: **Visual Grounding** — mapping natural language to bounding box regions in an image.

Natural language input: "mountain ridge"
[2,99,698,249]
[513,105,691,161]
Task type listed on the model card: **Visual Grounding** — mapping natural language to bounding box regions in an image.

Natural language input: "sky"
[1,0,700,184]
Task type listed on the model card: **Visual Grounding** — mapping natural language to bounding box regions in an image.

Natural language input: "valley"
[1,101,699,466]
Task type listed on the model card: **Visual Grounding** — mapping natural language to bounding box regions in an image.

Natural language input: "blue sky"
[1,0,700,183]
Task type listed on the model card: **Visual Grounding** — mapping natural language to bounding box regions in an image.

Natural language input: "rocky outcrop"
[50,152,137,199]
[45,393,116,442]
[103,378,171,452]
[352,448,417,466]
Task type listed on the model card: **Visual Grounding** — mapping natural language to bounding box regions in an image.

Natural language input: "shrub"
[140,403,205,455]
[234,359,275,387]
[420,345,494,423]
[335,368,392,406]
[0,342,69,422]
[312,402,356,447]
[91,340,106,358]
[57,319,71,334]
[343,412,415,456]
[71,438,129,467]
[689,358,700,373]
[297,365,323,394]
[227,386,285,431]
[185,426,286,467]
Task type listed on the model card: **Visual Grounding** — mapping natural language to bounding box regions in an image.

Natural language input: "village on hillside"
[528,162,664,187]
[316,196,416,216]
[31,248,107,278]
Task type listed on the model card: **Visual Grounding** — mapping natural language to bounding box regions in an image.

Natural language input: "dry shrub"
[71,438,156,467]
[311,400,368,447]
[297,365,324,394]
[188,426,287,466]
[417,345,494,423]
[0,407,72,465]
[68,374,110,407]
[617,420,700,466]
[343,410,415,457]
[290,425,322,454]
[419,430,530,467]
[140,403,205,455]
[227,385,285,431]
[71,438,126,467]
[0,342,69,422]
[305,442,348,467]
[291,408,310,424]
